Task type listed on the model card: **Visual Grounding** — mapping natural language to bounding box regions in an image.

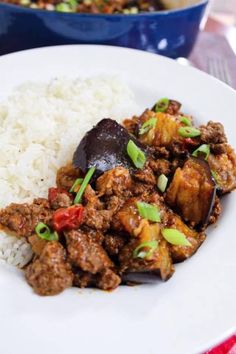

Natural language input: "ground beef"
[0,198,52,238]
[83,185,103,209]
[210,143,228,155]
[49,189,72,210]
[166,100,181,115]
[133,166,156,185]
[96,268,121,290]
[105,195,126,215]
[170,139,188,156]
[56,163,81,191]
[65,229,113,274]
[150,146,170,159]
[148,158,171,175]
[103,234,127,256]
[73,269,96,288]
[96,167,132,197]
[28,234,47,256]
[25,242,73,296]
[84,207,112,231]
[122,116,139,136]
[73,268,121,290]
[200,121,227,145]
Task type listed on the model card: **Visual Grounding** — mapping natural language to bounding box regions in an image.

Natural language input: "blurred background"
[210,0,236,26]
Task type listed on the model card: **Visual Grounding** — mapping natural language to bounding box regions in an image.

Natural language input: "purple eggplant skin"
[166,156,216,229]
[195,157,217,227]
[73,118,148,178]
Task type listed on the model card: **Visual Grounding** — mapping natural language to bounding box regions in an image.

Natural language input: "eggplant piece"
[166,157,216,227]
[119,223,174,281]
[208,145,236,194]
[139,112,184,148]
[73,118,147,177]
[164,212,206,263]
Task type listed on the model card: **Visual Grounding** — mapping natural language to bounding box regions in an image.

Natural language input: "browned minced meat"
[103,234,127,256]
[28,234,47,256]
[166,100,181,115]
[122,116,139,136]
[200,121,227,145]
[133,166,156,185]
[73,268,121,290]
[56,163,81,191]
[65,229,113,274]
[49,191,72,210]
[82,184,113,231]
[84,207,112,231]
[148,158,171,175]
[25,242,73,296]
[65,229,121,290]
[0,198,52,238]
[96,167,132,197]
[83,185,103,209]
[96,268,121,291]
[150,146,170,159]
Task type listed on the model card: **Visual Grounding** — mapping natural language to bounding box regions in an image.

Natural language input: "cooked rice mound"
[0,76,138,267]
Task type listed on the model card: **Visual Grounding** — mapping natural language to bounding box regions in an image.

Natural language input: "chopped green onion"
[136,201,161,222]
[67,0,77,9]
[127,140,146,169]
[211,170,220,186]
[157,174,168,193]
[70,178,84,193]
[35,222,58,241]
[180,116,191,126]
[133,240,158,259]
[192,144,210,160]
[74,167,96,204]
[154,98,169,112]
[161,228,191,246]
[178,126,201,138]
[139,117,157,135]
[55,3,72,12]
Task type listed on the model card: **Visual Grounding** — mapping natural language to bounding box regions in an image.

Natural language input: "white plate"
[0,45,235,354]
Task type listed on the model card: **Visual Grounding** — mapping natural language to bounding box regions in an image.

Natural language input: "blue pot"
[0,0,208,58]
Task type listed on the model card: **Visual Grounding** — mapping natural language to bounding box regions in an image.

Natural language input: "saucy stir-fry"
[1,98,236,295]
[1,0,165,13]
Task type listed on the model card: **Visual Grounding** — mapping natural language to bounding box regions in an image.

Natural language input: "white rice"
[0,76,138,268]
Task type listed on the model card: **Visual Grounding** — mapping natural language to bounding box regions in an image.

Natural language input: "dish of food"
[0,45,235,354]
[1,0,165,13]
[1,95,235,295]
[0,0,208,57]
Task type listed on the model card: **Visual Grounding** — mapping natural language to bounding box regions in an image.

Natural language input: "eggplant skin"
[73,118,147,178]
[166,157,216,227]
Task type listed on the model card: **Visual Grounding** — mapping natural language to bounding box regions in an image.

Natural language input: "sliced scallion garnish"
[74,167,96,204]
[139,117,157,135]
[35,222,59,241]
[192,144,210,160]
[127,140,146,169]
[55,2,72,12]
[178,126,201,138]
[133,240,158,259]
[154,98,169,112]
[161,228,191,246]
[136,201,161,222]
[211,170,220,186]
[180,116,191,126]
[157,174,168,193]
[70,178,84,193]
